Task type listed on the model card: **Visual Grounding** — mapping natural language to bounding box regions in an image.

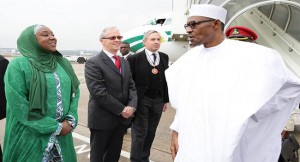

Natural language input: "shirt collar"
[103,49,115,58]
[145,49,158,57]
[122,52,131,58]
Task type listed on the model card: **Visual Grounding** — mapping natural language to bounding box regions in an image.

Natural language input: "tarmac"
[1,61,300,162]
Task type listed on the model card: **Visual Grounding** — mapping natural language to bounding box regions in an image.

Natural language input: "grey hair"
[143,30,160,41]
[99,26,119,39]
[34,24,46,35]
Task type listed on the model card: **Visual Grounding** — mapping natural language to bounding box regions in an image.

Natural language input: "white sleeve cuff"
[170,113,179,132]
[54,123,63,135]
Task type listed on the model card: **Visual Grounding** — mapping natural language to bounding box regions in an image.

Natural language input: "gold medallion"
[152,68,158,74]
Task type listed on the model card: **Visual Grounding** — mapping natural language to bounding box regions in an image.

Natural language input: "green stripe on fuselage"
[166,31,172,41]
[123,35,144,44]
[131,42,144,52]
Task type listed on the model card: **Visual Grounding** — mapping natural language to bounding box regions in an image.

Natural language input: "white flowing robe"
[166,39,300,162]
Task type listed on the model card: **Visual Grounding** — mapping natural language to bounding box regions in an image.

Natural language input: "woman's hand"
[59,120,73,136]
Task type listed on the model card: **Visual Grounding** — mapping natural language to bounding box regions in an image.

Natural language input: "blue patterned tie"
[152,53,156,63]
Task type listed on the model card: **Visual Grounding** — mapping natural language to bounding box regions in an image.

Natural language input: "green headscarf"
[17,25,80,120]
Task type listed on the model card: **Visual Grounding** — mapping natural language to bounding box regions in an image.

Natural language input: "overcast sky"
[0,0,172,50]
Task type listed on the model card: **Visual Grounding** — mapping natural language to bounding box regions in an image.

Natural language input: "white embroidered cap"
[188,4,227,24]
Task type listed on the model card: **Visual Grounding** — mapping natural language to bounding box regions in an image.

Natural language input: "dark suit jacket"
[0,56,8,120]
[127,50,169,103]
[85,51,137,130]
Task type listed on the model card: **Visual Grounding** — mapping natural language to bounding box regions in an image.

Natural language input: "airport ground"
[1,60,300,162]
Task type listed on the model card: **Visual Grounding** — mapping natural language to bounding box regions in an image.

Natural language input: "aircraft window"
[156,19,166,26]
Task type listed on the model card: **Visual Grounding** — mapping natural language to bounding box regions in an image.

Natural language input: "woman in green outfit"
[3,25,80,162]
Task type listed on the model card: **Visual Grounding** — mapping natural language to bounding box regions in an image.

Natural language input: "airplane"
[122,13,189,63]
[64,55,87,64]
[122,0,300,76]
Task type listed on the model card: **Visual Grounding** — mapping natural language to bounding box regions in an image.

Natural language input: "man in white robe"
[166,4,300,162]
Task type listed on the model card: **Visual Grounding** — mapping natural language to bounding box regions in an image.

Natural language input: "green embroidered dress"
[3,57,80,161]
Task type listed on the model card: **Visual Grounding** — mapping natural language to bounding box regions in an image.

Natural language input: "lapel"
[140,50,152,72]
[158,52,168,70]
[140,50,151,85]
[120,58,126,78]
[100,51,121,76]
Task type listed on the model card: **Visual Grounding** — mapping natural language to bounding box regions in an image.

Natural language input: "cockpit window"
[144,18,168,26]
[156,19,166,26]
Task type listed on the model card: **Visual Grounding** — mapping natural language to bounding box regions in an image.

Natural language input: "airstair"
[172,0,300,76]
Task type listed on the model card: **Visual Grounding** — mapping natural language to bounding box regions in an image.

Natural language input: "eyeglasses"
[184,19,215,29]
[102,36,123,40]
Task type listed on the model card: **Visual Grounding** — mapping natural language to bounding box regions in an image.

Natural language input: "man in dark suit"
[85,26,137,162]
[0,55,8,162]
[127,30,169,162]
